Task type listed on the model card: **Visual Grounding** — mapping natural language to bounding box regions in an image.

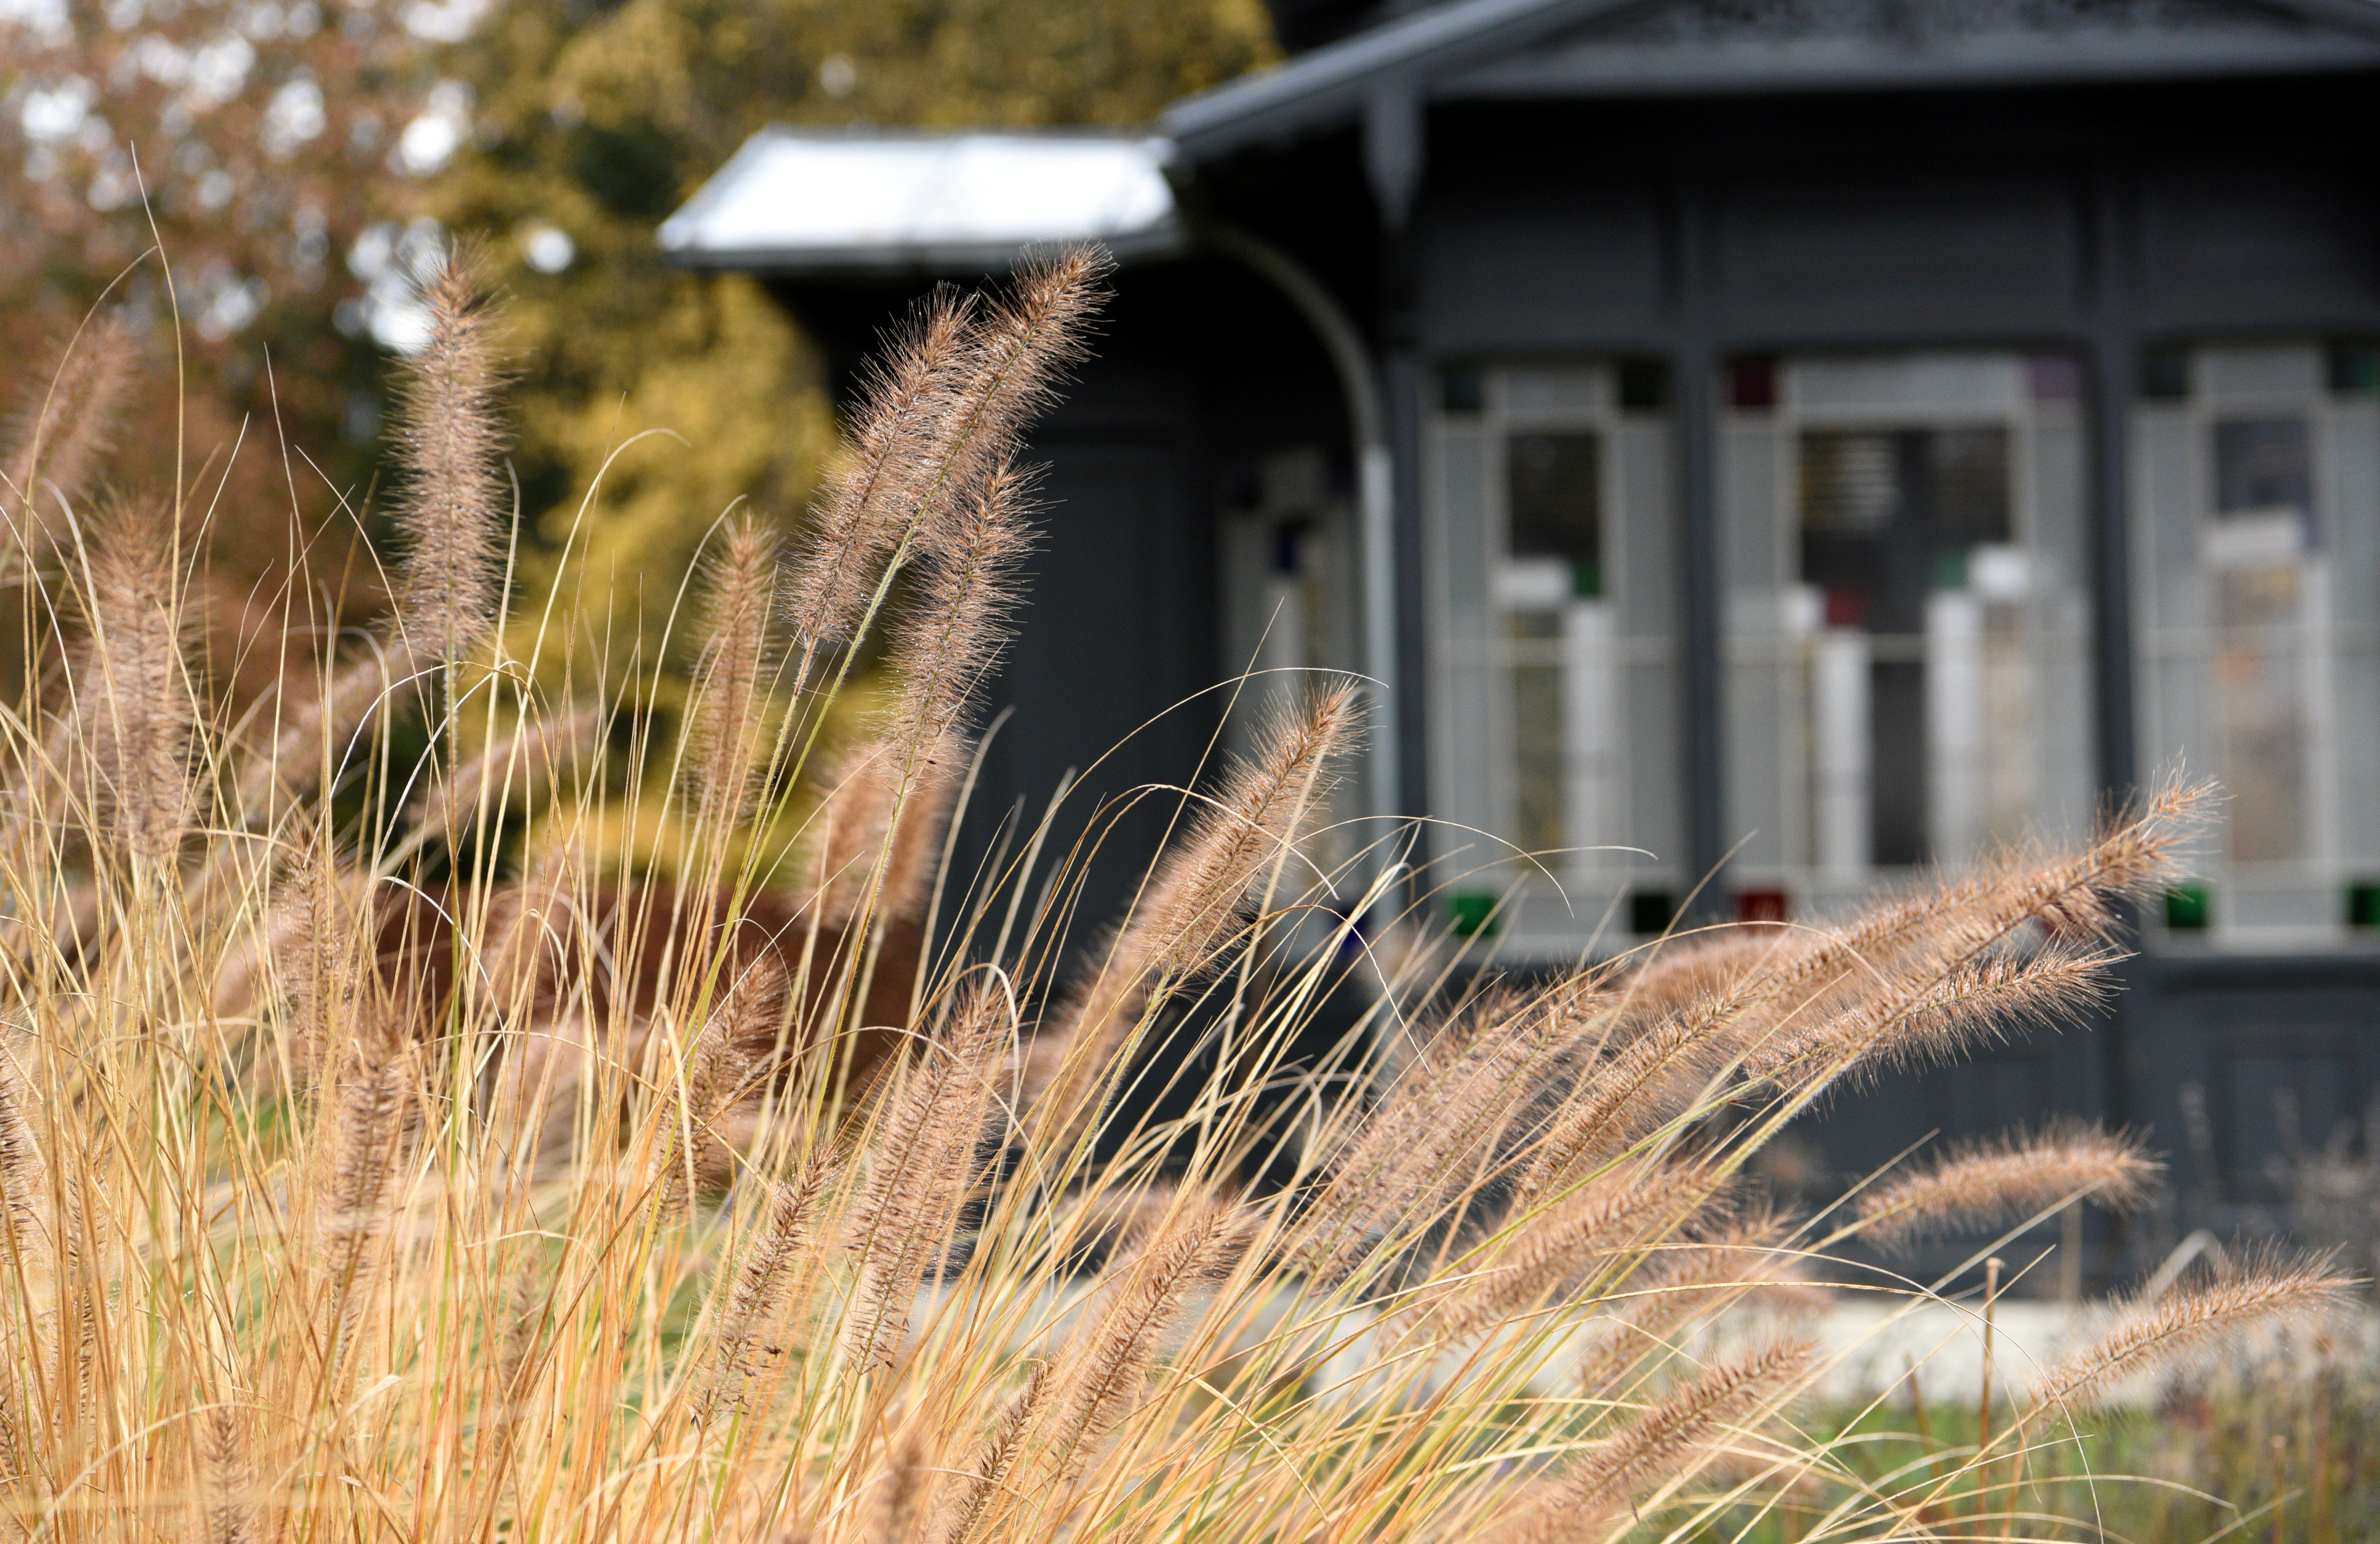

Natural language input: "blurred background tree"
[0,0,458,616]
[4,0,1272,865]
[429,0,1274,874]
[4,0,1272,614]
[429,0,1276,673]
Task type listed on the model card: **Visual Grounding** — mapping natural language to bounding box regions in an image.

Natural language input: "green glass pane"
[2326,343,2380,397]
[2140,345,2191,402]
[1449,893,1500,937]
[2165,882,2212,931]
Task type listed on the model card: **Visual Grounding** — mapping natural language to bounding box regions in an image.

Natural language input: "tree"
[3,0,1274,872]
[428,0,1276,675]
[0,0,454,586]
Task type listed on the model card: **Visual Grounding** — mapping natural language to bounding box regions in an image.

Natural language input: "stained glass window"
[1793,425,2022,870]
[1427,364,1677,949]
[2136,343,2380,943]
[1722,352,2094,911]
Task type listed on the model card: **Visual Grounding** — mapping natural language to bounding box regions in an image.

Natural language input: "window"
[1218,444,1366,886]
[1426,363,1677,949]
[2134,342,2380,944]
[1722,352,2095,911]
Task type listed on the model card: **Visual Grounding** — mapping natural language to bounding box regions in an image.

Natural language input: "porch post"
[2087,160,2143,1166]
[1674,178,1729,917]
[1368,74,1433,921]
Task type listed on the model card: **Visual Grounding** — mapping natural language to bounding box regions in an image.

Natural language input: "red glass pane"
[1737,888,1789,924]
[1728,356,1778,411]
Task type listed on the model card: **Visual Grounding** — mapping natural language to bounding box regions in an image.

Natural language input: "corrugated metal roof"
[658,129,1185,275]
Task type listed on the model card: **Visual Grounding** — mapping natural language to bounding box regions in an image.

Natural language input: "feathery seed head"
[1140,680,1359,979]
[1424,1163,1728,1341]
[0,1032,51,1271]
[685,516,783,827]
[390,250,509,664]
[1518,1338,1816,1544]
[195,1401,253,1544]
[788,287,977,646]
[701,1146,838,1420]
[884,457,1035,763]
[2028,1250,2357,1414]
[1300,997,1556,1283]
[1514,999,1741,1207]
[1857,1120,2159,1248]
[76,496,194,871]
[1021,683,1358,1141]
[655,962,780,1218]
[1035,1196,1244,1487]
[310,1018,419,1355]
[925,1360,1055,1544]
[1742,943,2122,1089]
[1571,1212,1798,1396]
[913,250,1106,540]
[787,248,1105,651]
[842,983,1014,1369]
[807,733,964,931]
[2,315,138,552]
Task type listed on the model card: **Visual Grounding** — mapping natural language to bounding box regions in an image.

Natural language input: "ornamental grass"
[0,246,2353,1543]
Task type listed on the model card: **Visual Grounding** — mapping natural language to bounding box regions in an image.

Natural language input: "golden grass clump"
[0,241,2350,1544]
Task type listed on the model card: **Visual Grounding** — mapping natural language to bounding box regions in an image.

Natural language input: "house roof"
[658,129,1184,276]
[1161,0,2380,158]
[662,0,2380,275]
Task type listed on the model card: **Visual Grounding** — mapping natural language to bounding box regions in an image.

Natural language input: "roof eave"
[1160,0,2380,159]
[1449,31,2380,99]
[1161,0,1605,158]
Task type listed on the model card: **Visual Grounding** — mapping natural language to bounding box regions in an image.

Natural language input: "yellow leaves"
[514,274,832,682]
[546,0,705,139]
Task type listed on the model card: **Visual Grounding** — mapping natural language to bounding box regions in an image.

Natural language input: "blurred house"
[666,0,2380,1243]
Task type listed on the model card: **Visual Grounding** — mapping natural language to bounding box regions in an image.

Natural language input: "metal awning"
[658,129,1186,276]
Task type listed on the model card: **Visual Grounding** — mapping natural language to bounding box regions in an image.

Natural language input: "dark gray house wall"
[681,0,2380,1267]
[1184,73,2380,847]
[1164,50,2380,1265]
